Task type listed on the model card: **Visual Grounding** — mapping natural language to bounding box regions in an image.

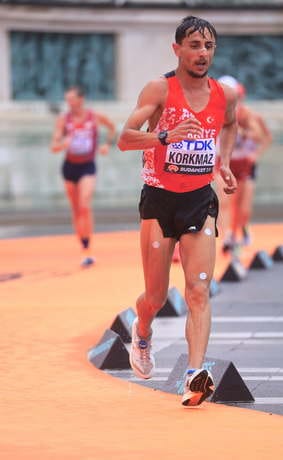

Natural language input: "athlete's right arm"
[50,115,71,154]
[118,79,202,151]
[118,79,166,151]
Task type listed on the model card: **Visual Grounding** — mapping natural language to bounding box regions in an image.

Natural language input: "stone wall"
[0,3,282,213]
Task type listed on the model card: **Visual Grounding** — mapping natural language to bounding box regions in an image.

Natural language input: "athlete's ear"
[172,42,181,57]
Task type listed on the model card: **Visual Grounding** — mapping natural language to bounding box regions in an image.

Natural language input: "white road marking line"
[108,367,283,375]
[238,368,283,373]
[212,316,283,323]
[108,373,283,383]
[107,368,172,374]
[254,398,283,404]
[209,339,283,345]
[211,332,283,338]
[244,376,283,381]
[157,333,283,342]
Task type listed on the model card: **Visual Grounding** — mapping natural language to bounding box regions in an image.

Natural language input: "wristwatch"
[158,130,170,146]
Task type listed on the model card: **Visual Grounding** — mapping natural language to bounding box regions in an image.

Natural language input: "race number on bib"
[164,138,216,175]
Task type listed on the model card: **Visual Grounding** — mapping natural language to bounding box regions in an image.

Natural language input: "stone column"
[0,26,11,101]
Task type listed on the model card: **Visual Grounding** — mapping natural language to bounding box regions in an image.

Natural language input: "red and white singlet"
[64,110,98,164]
[142,72,227,192]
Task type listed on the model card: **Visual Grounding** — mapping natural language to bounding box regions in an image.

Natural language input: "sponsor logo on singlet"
[164,138,216,175]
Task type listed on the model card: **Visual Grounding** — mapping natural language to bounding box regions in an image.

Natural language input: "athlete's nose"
[198,46,209,55]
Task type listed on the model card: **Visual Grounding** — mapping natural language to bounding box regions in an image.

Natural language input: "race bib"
[164,138,216,175]
[69,130,93,156]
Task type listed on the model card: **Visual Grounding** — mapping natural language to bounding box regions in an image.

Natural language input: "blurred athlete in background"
[216,76,272,253]
[51,86,116,267]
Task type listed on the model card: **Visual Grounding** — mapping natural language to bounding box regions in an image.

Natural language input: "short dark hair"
[175,16,217,44]
[67,86,85,97]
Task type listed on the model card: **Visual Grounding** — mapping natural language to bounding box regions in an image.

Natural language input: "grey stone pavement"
[105,262,283,416]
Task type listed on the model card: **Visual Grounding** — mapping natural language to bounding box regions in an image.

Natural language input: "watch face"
[158,131,168,144]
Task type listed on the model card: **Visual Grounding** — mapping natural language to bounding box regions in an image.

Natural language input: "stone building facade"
[0,1,282,210]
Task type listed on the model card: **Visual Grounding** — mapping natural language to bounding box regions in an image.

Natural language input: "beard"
[187,69,208,79]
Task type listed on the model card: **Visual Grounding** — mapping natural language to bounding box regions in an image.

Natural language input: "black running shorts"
[62,160,96,184]
[139,184,219,240]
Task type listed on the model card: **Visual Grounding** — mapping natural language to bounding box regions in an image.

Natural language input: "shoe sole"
[81,261,95,268]
[182,369,215,407]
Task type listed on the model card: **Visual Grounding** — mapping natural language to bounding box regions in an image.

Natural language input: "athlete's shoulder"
[143,70,175,89]
[144,75,168,91]
[138,76,169,105]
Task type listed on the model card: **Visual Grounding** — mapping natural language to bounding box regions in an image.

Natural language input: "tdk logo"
[165,137,216,174]
[171,139,214,151]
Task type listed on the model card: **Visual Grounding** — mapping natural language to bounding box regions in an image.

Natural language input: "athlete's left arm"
[96,112,116,155]
[218,84,238,194]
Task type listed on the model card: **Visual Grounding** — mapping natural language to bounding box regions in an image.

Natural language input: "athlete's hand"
[99,143,111,155]
[219,165,237,194]
[167,117,203,143]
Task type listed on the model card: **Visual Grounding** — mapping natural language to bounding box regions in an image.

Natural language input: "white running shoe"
[129,318,155,379]
[182,369,215,407]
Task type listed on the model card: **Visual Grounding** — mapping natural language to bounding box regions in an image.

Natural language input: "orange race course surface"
[0,223,283,460]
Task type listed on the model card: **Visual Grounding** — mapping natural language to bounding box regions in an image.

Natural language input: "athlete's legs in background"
[231,180,246,242]
[64,180,80,237]
[179,216,216,369]
[239,178,255,244]
[77,175,96,244]
[64,175,95,264]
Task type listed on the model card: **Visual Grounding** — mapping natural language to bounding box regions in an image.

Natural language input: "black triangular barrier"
[163,353,254,403]
[272,245,283,262]
[220,259,247,282]
[157,286,187,317]
[88,329,130,370]
[209,278,221,297]
[249,250,273,269]
[110,307,136,343]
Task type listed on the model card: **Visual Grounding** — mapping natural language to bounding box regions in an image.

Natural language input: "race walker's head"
[65,86,85,112]
[173,16,217,79]
[175,16,217,45]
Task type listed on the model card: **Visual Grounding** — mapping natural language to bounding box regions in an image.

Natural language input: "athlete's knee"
[143,291,168,315]
[78,203,91,217]
[185,281,210,312]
